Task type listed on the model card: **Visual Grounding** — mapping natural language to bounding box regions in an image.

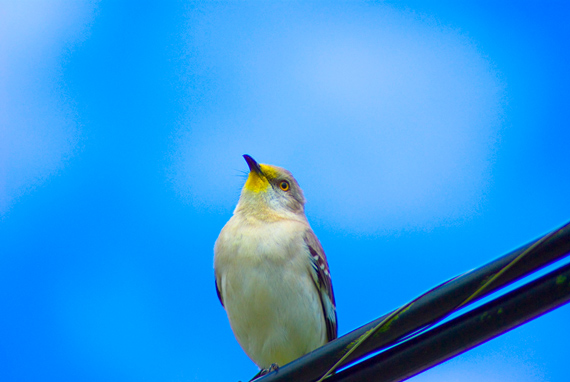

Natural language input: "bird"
[214,155,337,376]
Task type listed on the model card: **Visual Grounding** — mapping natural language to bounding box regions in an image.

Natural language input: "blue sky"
[1,1,569,381]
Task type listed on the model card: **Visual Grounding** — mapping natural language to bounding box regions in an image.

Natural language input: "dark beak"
[243,155,264,176]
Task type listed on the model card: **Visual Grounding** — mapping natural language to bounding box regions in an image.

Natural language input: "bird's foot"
[249,364,279,381]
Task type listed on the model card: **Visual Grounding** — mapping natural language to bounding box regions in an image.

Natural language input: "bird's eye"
[279,180,290,191]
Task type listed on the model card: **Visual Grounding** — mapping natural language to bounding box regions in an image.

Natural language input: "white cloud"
[0,1,97,215]
[171,3,504,233]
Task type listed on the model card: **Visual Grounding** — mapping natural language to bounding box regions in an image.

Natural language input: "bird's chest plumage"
[214,217,326,368]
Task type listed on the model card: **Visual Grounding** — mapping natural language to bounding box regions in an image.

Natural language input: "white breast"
[214,216,327,368]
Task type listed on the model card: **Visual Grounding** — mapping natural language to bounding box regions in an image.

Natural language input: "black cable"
[329,261,570,382]
[258,221,570,382]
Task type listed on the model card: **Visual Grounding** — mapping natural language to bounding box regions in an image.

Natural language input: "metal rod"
[328,261,570,382]
[258,221,570,382]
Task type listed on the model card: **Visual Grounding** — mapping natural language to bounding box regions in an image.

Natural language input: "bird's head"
[236,155,306,219]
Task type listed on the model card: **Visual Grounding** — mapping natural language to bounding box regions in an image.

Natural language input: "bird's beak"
[243,154,264,177]
[243,155,270,193]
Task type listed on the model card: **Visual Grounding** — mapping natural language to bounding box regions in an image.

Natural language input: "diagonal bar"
[258,221,570,382]
[328,261,570,382]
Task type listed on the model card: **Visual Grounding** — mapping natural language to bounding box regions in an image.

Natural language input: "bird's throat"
[244,172,270,193]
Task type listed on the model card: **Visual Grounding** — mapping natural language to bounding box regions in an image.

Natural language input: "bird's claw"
[250,364,279,381]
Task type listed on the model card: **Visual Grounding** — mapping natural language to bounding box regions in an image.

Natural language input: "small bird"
[214,155,337,374]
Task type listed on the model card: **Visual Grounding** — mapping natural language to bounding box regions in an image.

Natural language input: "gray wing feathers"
[304,230,338,342]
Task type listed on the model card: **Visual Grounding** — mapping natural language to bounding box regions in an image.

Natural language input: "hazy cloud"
[171,3,504,233]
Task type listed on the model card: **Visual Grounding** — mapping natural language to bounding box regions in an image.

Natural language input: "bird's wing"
[215,278,224,307]
[304,229,338,341]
